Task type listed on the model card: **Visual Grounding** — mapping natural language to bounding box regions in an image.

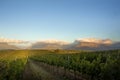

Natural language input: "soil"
[23,59,86,80]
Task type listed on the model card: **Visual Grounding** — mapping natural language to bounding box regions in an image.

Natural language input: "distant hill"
[30,40,69,50]
[30,39,120,50]
[0,43,18,50]
[64,42,120,51]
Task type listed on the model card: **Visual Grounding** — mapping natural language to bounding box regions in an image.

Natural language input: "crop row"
[31,50,120,80]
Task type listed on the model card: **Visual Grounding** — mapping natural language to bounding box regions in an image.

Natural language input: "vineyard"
[0,50,28,80]
[31,50,120,80]
[0,50,120,80]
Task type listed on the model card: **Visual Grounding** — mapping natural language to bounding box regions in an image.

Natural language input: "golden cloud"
[76,38,112,44]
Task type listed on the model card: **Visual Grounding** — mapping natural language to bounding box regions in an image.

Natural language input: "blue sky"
[0,0,120,42]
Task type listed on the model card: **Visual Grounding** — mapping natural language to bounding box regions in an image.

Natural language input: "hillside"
[0,43,18,50]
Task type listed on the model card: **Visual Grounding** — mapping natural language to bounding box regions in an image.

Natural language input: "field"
[0,50,120,80]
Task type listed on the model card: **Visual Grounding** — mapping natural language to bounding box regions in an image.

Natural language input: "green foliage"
[0,50,28,80]
[31,50,120,80]
[0,50,120,80]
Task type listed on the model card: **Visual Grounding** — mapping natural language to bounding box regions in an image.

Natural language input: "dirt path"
[23,60,62,80]
[23,59,86,80]
[23,60,36,80]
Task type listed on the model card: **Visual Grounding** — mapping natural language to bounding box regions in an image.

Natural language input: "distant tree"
[54,49,60,53]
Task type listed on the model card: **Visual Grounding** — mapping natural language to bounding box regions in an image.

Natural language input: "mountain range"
[0,42,18,50]
[30,38,120,50]
[0,38,120,50]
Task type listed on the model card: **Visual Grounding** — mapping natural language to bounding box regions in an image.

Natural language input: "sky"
[0,0,120,42]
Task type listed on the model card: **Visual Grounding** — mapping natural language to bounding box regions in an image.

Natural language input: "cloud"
[0,37,119,50]
[36,39,70,45]
[0,37,29,44]
[30,39,70,49]
[30,38,118,50]
[76,38,113,44]
[0,37,30,49]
